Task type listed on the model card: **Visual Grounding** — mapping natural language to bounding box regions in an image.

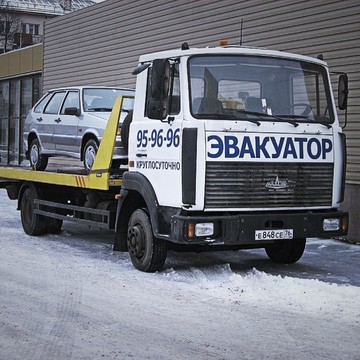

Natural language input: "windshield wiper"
[266,114,300,127]
[316,121,332,129]
[195,112,237,120]
[195,112,261,126]
[236,110,298,127]
[276,114,332,129]
[313,116,332,129]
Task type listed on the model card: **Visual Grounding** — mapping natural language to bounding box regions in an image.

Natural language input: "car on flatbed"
[23,86,134,171]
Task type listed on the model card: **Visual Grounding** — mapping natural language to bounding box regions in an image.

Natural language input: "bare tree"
[0,0,21,52]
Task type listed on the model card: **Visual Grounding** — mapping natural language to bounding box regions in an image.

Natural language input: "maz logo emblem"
[265,175,290,190]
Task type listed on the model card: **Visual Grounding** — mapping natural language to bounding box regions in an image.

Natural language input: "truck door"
[130,61,183,207]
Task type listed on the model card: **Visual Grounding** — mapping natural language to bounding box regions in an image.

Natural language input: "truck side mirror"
[147,59,170,120]
[151,59,170,99]
[338,74,348,110]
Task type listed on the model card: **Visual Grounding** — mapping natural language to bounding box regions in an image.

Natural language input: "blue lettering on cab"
[207,135,333,160]
[208,135,223,158]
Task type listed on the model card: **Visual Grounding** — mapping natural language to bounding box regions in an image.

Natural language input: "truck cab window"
[189,55,334,123]
[291,71,328,118]
[219,80,261,110]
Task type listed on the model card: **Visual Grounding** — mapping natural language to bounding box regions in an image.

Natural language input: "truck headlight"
[195,223,214,237]
[323,218,340,231]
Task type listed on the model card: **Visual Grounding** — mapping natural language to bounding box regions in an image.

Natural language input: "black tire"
[29,138,48,171]
[83,139,98,171]
[265,238,306,264]
[47,218,63,234]
[20,186,47,236]
[127,209,167,272]
[121,110,133,153]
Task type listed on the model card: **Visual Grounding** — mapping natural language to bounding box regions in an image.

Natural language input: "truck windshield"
[188,55,334,125]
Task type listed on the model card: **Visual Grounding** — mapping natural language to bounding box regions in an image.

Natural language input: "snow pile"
[161,264,360,323]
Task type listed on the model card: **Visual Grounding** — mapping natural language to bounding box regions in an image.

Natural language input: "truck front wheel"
[20,187,47,236]
[127,209,167,272]
[265,238,306,264]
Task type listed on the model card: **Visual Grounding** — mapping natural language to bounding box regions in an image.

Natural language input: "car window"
[83,88,135,112]
[60,91,80,114]
[44,92,66,114]
[34,93,53,113]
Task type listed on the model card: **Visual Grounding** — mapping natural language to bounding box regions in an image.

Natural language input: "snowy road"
[0,190,359,360]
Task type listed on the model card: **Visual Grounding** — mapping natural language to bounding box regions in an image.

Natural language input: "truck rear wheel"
[265,238,306,264]
[127,209,167,272]
[20,186,47,236]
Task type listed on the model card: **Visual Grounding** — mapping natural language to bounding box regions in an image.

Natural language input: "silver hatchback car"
[23,86,134,171]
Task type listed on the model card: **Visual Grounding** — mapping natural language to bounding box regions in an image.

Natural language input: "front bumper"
[171,210,349,245]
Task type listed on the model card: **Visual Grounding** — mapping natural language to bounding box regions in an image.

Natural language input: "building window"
[0,82,10,164]
[22,23,40,35]
[0,74,42,165]
[9,80,21,164]
[0,21,11,34]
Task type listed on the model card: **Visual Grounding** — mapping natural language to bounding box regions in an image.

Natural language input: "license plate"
[255,229,293,241]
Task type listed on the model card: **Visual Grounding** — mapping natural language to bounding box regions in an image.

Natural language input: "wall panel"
[43,0,360,185]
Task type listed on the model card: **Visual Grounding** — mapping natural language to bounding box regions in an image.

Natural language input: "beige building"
[1,0,359,241]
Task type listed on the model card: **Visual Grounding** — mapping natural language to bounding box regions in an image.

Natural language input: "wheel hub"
[84,147,95,169]
[30,145,39,166]
[128,225,145,258]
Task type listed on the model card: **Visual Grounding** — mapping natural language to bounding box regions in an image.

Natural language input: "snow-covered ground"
[0,189,359,359]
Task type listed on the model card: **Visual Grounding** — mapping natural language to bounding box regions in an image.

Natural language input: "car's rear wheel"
[29,138,48,171]
[83,139,98,171]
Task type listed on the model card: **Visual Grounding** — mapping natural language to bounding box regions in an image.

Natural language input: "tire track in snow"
[36,237,84,360]
[6,235,84,360]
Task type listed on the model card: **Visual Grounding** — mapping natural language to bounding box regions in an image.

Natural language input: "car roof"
[46,86,135,93]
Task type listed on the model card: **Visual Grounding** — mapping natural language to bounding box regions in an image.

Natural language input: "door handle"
[136,153,147,158]
[54,118,61,123]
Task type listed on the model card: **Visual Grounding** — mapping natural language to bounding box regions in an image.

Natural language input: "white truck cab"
[117,44,349,271]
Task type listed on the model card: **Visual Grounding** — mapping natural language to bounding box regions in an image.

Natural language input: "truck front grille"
[205,162,333,209]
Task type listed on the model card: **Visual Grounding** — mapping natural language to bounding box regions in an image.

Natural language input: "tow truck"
[0,43,349,272]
